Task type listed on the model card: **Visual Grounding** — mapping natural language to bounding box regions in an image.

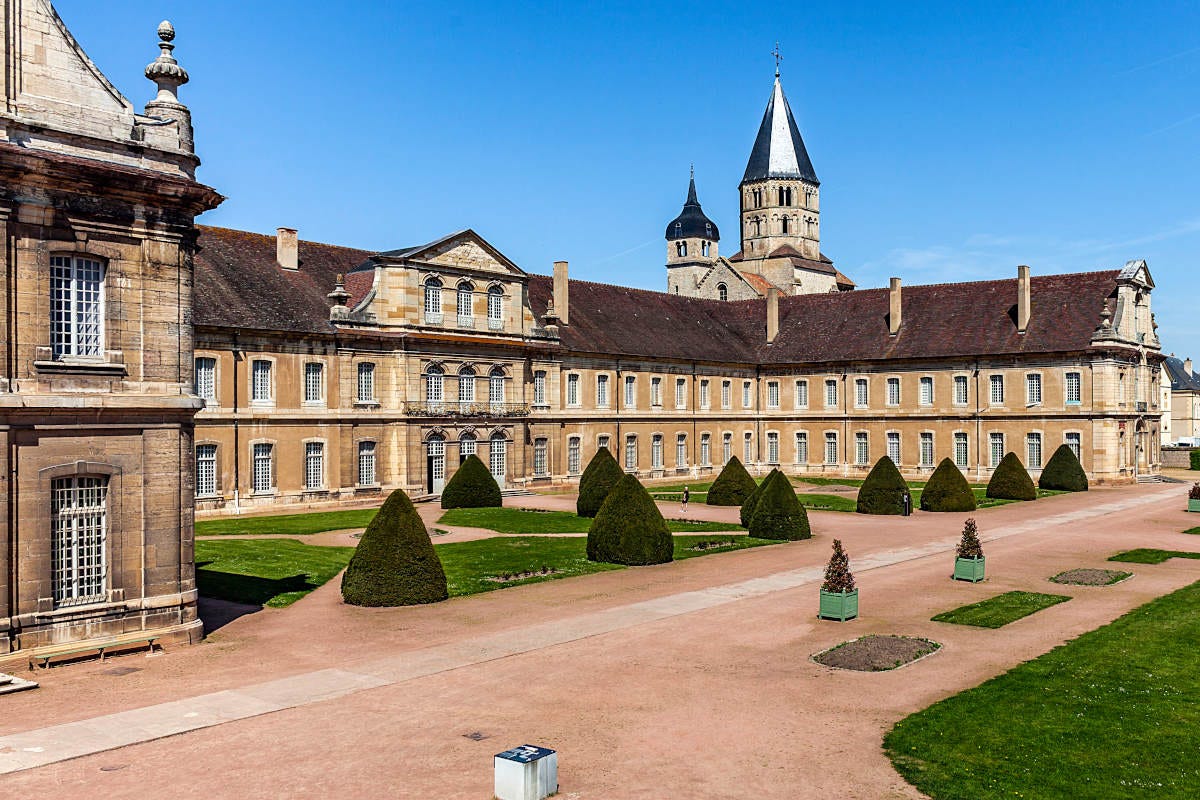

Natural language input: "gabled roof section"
[376,229,527,277]
[1117,259,1154,288]
[1164,356,1200,392]
[741,77,819,186]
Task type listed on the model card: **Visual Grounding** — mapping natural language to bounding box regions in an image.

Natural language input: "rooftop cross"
[771,42,783,77]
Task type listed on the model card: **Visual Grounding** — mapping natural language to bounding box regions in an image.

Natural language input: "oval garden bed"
[1050,568,1132,586]
[813,635,941,672]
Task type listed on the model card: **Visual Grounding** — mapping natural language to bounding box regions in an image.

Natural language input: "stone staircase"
[0,672,38,696]
[1137,474,1183,484]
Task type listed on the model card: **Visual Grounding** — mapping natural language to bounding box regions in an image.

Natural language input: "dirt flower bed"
[814,635,941,672]
[688,538,739,552]
[1050,568,1132,586]
[486,566,560,583]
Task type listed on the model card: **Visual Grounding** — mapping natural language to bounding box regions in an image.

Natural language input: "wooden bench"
[29,636,160,670]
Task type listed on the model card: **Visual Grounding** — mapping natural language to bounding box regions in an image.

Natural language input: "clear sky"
[55,1,1200,356]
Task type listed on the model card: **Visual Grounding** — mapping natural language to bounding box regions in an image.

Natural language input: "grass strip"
[196,539,356,607]
[196,508,378,537]
[438,507,743,534]
[931,590,1071,628]
[1110,548,1200,565]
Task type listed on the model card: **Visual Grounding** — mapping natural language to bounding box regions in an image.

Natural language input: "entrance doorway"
[489,435,507,489]
[427,436,446,495]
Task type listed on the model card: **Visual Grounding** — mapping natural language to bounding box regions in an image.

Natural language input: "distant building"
[1163,356,1200,442]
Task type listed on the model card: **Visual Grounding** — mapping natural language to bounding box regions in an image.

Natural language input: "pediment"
[405,230,526,277]
[1117,259,1154,289]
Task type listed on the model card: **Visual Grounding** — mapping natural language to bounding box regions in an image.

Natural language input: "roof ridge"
[530,273,757,305]
[196,224,373,254]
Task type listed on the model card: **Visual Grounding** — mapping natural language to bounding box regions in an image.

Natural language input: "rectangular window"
[625,436,637,470]
[767,432,780,464]
[458,370,476,404]
[305,442,324,490]
[742,381,753,409]
[358,441,377,486]
[460,436,477,461]
[1027,432,1043,469]
[487,288,504,329]
[304,362,324,404]
[624,375,636,408]
[357,362,376,403]
[50,255,104,359]
[51,476,108,607]
[767,381,780,409]
[196,444,217,497]
[744,432,754,463]
[676,378,687,409]
[534,371,547,406]
[700,433,711,465]
[253,443,273,493]
[824,432,838,465]
[919,376,934,406]
[567,373,580,406]
[954,375,969,406]
[457,286,474,326]
[990,375,1005,405]
[855,432,869,465]
[597,374,609,407]
[677,434,688,467]
[954,432,969,468]
[989,433,1005,468]
[1066,432,1081,460]
[795,432,808,464]
[251,360,272,403]
[887,431,901,464]
[699,379,710,409]
[650,376,663,406]
[854,378,868,408]
[722,433,732,464]
[533,438,548,476]
[652,435,664,469]
[887,377,901,406]
[1065,372,1082,405]
[722,380,732,409]
[568,438,582,474]
[1026,373,1042,406]
[597,435,610,452]
[919,432,934,467]
[427,369,444,403]
[795,380,809,409]
[825,379,838,408]
[195,357,216,403]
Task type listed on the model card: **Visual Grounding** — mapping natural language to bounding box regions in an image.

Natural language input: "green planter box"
[819,589,859,621]
[1188,499,1200,513]
[953,556,986,582]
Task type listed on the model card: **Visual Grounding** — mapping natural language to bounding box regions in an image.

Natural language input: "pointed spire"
[741,75,818,186]
[666,170,719,241]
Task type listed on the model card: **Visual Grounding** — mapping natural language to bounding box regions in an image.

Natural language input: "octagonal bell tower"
[665,170,720,295]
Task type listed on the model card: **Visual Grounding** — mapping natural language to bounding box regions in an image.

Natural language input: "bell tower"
[665,169,720,296]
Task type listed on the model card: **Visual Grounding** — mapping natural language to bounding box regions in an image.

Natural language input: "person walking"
[681,485,690,514]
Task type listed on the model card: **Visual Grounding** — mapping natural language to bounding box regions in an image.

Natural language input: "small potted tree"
[952,518,985,582]
[1189,483,1200,513]
[819,539,858,621]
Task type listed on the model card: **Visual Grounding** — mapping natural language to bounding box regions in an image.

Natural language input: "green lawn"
[931,590,1072,628]
[1184,526,1200,535]
[438,507,743,534]
[886,579,1200,799]
[196,539,357,607]
[796,493,859,513]
[1110,548,1200,565]
[196,508,378,537]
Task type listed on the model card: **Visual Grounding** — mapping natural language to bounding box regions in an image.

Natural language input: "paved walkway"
[0,486,1181,788]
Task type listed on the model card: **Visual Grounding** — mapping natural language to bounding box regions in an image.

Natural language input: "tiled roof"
[1164,356,1200,392]
[742,273,776,295]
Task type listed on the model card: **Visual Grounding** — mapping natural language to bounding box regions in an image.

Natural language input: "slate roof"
[665,176,720,240]
[1164,356,1200,392]
[742,77,819,186]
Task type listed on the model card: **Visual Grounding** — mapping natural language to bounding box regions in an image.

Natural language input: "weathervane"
[771,42,783,77]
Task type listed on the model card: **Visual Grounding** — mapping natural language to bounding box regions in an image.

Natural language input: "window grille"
[490,372,506,406]
[51,476,108,607]
[919,377,933,406]
[700,434,711,465]
[795,432,808,464]
[722,433,732,464]
[887,377,900,406]
[677,434,688,467]
[304,362,324,403]
[855,432,869,465]
[1065,372,1081,405]
[489,437,507,483]
[534,371,547,406]
[568,438,581,474]
[458,368,476,404]
[533,439,548,476]
[625,436,638,470]
[1066,432,1081,460]
[253,443,273,493]
[196,444,217,496]
[50,256,104,359]
[487,287,503,329]
[358,441,377,485]
[742,381,752,408]
[824,432,838,465]
[567,374,580,406]
[825,379,838,408]
[989,433,1005,468]
[424,278,443,323]
[954,375,969,405]
[767,381,780,409]
[990,375,1005,405]
[676,378,687,409]
[460,435,477,460]
[767,432,779,464]
[457,284,474,326]
[305,442,324,490]
[1027,433,1043,469]
[357,363,376,403]
[597,374,609,407]
[744,432,753,463]
[887,431,901,463]
[624,375,636,408]
[699,379,710,408]
[721,380,732,409]
[652,435,664,469]
[795,380,809,408]
[919,432,934,467]
[426,367,444,403]
[251,360,272,402]
[954,432,969,467]
[195,357,216,402]
[1026,374,1042,405]
[855,378,868,408]
[651,377,662,406]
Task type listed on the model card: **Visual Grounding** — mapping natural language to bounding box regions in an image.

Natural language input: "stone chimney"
[1187,358,1194,376]
[277,228,298,271]
[766,287,780,343]
[1017,265,1031,334]
[553,261,569,326]
[888,277,902,336]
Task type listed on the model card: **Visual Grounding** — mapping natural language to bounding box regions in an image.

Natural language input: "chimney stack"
[888,277,902,335]
[1017,264,1031,334]
[553,261,569,326]
[766,287,780,343]
[1187,358,1194,376]
[277,227,298,271]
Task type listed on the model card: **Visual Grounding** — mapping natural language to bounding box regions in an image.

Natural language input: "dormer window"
[705,222,712,236]
[674,222,682,236]
[717,283,728,301]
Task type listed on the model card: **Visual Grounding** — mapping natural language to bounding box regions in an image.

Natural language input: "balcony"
[488,317,504,332]
[457,314,475,329]
[403,401,531,418]
[424,312,444,326]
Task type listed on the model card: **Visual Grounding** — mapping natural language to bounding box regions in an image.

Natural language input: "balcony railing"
[457,315,475,329]
[488,317,504,331]
[404,401,531,418]
[424,312,444,326]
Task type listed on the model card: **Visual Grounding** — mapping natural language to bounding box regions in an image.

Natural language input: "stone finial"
[145,21,189,106]
[328,274,352,320]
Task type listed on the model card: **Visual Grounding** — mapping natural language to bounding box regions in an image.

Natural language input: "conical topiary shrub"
[341,489,448,607]
[748,470,811,541]
[707,456,758,506]
[1038,444,1089,492]
[586,473,674,566]
[920,457,977,512]
[956,518,984,559]
[440,454,502,509]
[740,467,779,528]
[986,452,1037,501]
[819,538,858,621]
[576,446,625,517]
[856,456,909,515]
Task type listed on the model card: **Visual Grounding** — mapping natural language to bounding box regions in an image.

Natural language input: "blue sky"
[57,1,1200,356]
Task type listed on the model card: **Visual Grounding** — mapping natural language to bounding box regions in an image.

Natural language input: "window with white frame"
[954,432,969,467]
[650,376,663,406]
[624,375,636,408]
[304,362,324,404]
[1066,432,1081,460]
[196,444,217,496]
[195,357,216,404]
[51,475,108,607]
[596,374,609,407]
[887,431,901,463]
[722,432,732,464]
[990,374,1005,405]
[919,432,934,467]
[566,373,580,406]
[625,436,638,470]
[676,378,687,409]
[1026,373,1042,406]
[597,434,611,452]
[304,442,325,490]
[855,432,869,465]
[767,380,780,409]
[1026,432,1043,469]
[677,434,688,467]
[458,367,476,404]
[795,379,809,409]
[795,432,808,464]
[357,362,376,403]
[744,432,754,463]
[824,432,838,465]
[742,381,752,409]
[699,379,710,409]
[50,255,104,360]
[568,437,581,474]
[954,375,969,406]
[700,433,711,465]
[989,432,1005,468]
[825,379,838,408]
[919,376,934,406]
[423,277,443,323]
[251,360,272,403]
[533,438,548,476]
[721,380,732,409]
[426,365,444,403]
[886,377,900,406]
[534,370,547,406]
[489,369,505,406]
[487,286,504,329]
[252,443,273,493]
[456,282,474,326]
[358,441,377,485]
[1065,371,1082,405]
[767,431,780,464]
[459,434,477,462]
[854,378,868,408]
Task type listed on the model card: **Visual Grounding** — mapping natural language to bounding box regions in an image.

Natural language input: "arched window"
[456,282,474,326]
[717,283,728,302]
[459,432,477,464]
[781,216,790,234]
[489,367,506,408]
[457,366,476,404]
[423,277,443,323]
[425,364,444,404]
[487,286,503,329]
[705,222,713,237]
[674,222,682,237]
[676,241,686,257]
[752,218,762,236]
[701,241,710,257]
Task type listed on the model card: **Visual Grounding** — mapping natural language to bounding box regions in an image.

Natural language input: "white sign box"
[494,744,558,800]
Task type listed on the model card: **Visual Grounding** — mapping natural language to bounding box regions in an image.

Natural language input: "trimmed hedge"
[707,456,758,506]
[748,470,811,540]
[920,458,978,512]
[740,468,777,528]
[341,489,448,607]
[856,456,909,515]
[440,454,502,509]
[987,452,1037,501]
[576,446,625,518]
[1191,450,1200,471]
[586,473,674,566]
[1038,444,1089,492]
